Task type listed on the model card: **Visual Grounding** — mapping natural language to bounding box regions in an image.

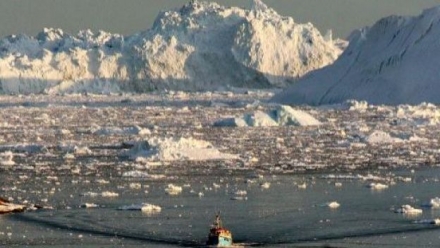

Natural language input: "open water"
[2,167,440,247]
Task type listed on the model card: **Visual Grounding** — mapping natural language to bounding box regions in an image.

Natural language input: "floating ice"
[101,191,119,197]
[297,182,307,189]
[118,203,161,213]
[81,191,119,197]
[414,219,440,225]
[234,190,247,196]
[367,183,389,190]
[214,105,321,127]
[122,170,150,178]
[365,131,403,144]
[260,182,271,189]
[80,203,99,208]
[327,201,340,209]
[395,205,423,215]
[124,137,238,161]
[422,197,440,209]
[165,184,183,195]
[0,151,15,167]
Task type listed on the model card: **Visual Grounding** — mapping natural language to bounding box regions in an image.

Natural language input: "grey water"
[2,167,440,247]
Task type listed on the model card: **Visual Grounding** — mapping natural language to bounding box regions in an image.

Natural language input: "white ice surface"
[0,0,344,94]
[272,6,440,105]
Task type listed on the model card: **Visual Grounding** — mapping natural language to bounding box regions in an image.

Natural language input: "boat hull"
[207,234,233,247]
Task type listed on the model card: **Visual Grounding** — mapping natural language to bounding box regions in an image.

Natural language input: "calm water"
[2,167,440,247]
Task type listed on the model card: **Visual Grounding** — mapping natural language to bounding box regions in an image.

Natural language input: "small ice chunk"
[231,196,248,201]
[165,184,183,195]
[95,179,109,184]
[415,219,440,225]
[80,203,99,208]
[118,203,161,213]
[423,197,440,209]
[129,183,142,190]
[0,151,15,167]
[327,201,340,209]
[367,183,389,190]
[395,205,423,215]
[297,183,307,189]
[234,190,247,196]
[101,191,119,197]
[260,182,270,189]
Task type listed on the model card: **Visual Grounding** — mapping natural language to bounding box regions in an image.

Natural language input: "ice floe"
[422,197,440,209]
[214,105,321,127]
[165,184,183,195]
[80,203,99,208]
[327,201,340,209]
[0,151,15,167]
[123,137,238,161]
[367,183,389,190]
[117,203,161,213]
[414,219,440,225]
[81,191,119,197]
[394,205,423,215]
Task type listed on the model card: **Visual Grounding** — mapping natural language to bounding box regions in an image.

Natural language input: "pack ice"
[0,0,344,94]
[272,6,440,105]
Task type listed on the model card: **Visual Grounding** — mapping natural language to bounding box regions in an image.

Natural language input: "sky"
[1,0,440,39]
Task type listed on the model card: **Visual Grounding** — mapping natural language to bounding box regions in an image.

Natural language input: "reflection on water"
[2,168,440,247]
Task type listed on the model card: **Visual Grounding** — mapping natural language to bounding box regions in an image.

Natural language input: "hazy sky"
[1,0,440,39]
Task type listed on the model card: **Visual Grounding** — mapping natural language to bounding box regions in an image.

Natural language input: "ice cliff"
[0,0,343,94]
[272,6,440,106]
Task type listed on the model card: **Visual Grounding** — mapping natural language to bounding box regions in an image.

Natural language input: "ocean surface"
[2,167,440,247]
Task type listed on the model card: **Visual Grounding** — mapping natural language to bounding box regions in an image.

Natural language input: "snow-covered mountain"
[272,6,440,106]
[0,0,343,94]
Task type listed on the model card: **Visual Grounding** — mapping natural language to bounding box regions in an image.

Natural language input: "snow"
[124,137,238,161]
[213,105,321,127]
[272,6,440,106]
[0,0,343,95]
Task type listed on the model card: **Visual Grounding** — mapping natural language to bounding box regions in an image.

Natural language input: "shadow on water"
[8,212,440,247]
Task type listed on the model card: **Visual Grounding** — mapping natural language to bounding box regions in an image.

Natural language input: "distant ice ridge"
[0,0,344,94]
[272,6,440,105]
[213,104,321,127]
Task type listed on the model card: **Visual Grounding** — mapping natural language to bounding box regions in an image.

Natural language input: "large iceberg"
[272,6,440,105]
[0,0,344,94]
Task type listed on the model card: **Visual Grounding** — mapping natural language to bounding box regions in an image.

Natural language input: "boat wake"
[8,212,440,247]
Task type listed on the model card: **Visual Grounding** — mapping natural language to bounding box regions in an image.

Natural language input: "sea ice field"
[2,91,440,247]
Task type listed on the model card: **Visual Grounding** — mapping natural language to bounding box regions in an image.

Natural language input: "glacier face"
[272,6,440,106]
[0,0,343,94]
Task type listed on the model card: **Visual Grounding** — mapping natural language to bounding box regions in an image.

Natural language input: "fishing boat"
[206,213,233,247]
